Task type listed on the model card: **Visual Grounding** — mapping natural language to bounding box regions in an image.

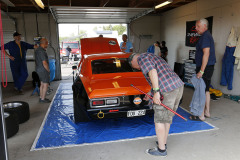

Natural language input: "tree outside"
[103,24,126,36]
[59,30,87,42]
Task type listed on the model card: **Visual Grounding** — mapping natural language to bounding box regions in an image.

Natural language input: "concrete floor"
[2,64,240,160]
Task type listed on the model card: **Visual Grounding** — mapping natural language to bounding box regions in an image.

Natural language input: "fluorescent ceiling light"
[35,0,45,9]
[155,0,173,9]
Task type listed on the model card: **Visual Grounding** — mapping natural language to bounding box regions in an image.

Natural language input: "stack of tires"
[3,101,30,138]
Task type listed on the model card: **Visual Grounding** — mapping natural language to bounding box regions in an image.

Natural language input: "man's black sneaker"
[146,147,167,157]
[210,94,218,101]
[39,98,51,103]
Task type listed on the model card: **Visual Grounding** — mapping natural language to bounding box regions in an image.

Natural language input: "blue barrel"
[49,59,55,82]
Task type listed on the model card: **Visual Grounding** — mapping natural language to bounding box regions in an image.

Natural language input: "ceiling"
[0,0,196,23]
[1,0,196,13]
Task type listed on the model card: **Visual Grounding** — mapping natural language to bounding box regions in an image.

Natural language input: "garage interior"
[1,0,240,160]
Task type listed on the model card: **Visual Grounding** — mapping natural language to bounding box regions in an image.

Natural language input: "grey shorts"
[153,86,184,124]
[37,71,50,83]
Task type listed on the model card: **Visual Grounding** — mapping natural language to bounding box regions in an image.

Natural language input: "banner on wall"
[185,16,213,47]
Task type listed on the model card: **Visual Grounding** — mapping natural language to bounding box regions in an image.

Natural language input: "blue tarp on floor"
[33,83,215,150]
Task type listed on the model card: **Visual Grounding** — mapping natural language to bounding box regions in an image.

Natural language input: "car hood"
[83,74,151,99]
[81,37,120,56]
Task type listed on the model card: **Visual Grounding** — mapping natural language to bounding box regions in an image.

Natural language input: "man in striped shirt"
[129,52,184,157]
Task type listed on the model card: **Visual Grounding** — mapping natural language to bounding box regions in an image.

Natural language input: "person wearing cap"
[120,34,133,53]
[128,52,184,157]
[0,32,37,94]
[147,41,161,56]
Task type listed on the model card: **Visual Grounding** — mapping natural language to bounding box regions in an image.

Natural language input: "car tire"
[4,112,19,138]
[72,79,90,123]
[3,101,30,124]
[73,98,90,123]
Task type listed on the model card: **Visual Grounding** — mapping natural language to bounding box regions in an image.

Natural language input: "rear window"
[91,58,139,74]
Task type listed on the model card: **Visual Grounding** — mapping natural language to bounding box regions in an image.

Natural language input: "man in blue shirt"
[1,32,36,94]
[191,18,216,121]
[120,34,133,53]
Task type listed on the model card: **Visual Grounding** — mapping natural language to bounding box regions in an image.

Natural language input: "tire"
[4,112,19,138]
[3,101,30,124]
[72,78,90,123]
[73,98,90,123]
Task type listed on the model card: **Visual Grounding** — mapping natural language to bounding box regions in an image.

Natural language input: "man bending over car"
[128,52,184,157]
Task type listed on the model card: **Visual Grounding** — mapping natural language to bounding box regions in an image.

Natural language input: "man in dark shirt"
[35,38,51,103]
[193,18,216,121]
[160,41,168,62]
[129,53,184,157]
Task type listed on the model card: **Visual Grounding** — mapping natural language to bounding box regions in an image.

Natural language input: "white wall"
[130,15,161,53]
[160,0,240,95]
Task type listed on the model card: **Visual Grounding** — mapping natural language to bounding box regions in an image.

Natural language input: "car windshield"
[63,43,79,49]
[91,58,139,74]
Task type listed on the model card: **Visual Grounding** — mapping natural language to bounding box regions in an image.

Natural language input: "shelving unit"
[183,50,196,87]
[183,60,196,87]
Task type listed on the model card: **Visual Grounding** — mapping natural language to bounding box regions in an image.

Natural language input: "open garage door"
[50,7,153,24]
[50,6,154,80]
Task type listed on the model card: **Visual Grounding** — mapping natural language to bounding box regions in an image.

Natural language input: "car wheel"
[4,112,19,138]
[3,101,30,124]
[72,79,90,123]
[73,98,90,123]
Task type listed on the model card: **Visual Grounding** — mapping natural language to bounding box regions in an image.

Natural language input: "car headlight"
[76,51,79,53]
[62,50,66,53]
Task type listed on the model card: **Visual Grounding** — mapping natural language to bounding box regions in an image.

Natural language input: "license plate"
[127,110,146,117]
